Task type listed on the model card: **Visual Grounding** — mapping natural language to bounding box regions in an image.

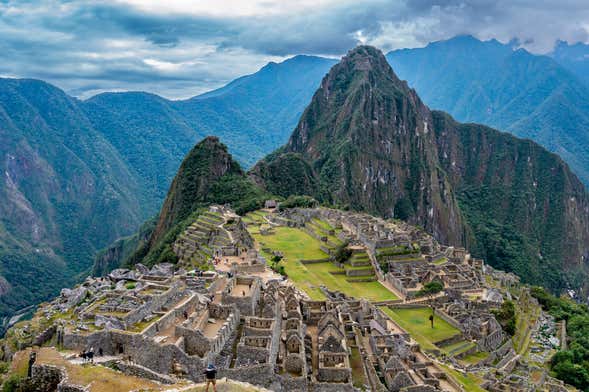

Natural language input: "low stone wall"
[33,325,56,346]
[58,383,88,392]
[220,363,274,388]
[107,360,175,384]
[300,258,331,264]
[317,367,351,383]
[345,268,374,277]
[345,277,377,282]
[31,363,64,391]
[123,282,184,327]
[311,381,356,392]
[279,374,307,391]
[234,263,265,274]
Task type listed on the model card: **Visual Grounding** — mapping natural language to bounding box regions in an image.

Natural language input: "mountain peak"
[150,136,242,245]
[342,45,391,72]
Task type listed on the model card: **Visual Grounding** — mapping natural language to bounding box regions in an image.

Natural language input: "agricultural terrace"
[246,215,397,302]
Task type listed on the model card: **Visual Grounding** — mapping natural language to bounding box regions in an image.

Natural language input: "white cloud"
[0,0,587,98]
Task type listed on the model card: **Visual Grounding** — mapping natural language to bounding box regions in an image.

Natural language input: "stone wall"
[33,325,56,347]
[58,383,89,392]
[222,276,261,316]
[220,364,275,388]
[107,360,175,384]
[317,367,351,383]
[123,282,184,327]
[31,363,64,391]
[311,381,356,392]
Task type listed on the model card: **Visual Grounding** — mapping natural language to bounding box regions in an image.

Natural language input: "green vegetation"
[388,35,589,187]
[125,282,136,290]
[437,363,486,392]
[380,306,460,351]
[530,286,589,390]
[125,138,272,268]
[491,300,516,336]
[278,195,319,210]
[251,44,589,300]
[249,225,396,301]
[461,351,490,365]
[333,242,352,264]
[416,281,444,298]
[350,347,367,389]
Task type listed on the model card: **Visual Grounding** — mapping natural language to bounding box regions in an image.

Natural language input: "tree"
[334,242,352,264]
[417,281,444,297]
[491,300,516,336]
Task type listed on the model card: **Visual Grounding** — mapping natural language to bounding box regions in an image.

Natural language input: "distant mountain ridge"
[387,35,589,186]
[550,40,589,86]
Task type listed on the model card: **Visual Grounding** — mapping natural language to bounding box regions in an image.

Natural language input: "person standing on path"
[204,363,217,392]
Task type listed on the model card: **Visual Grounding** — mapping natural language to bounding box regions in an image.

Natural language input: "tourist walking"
[204,363,217,391]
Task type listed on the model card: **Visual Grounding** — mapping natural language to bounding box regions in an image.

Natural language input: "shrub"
[125,282,136,290]
[416,281,444,297]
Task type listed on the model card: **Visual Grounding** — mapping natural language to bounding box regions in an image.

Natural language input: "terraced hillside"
[243,211,397,301]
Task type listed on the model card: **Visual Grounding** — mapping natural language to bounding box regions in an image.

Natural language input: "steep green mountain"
[0,78,145,318]
[550,40,589,87]
[252,45,589,293]
[126,136,269,268]
[386,35,589,186]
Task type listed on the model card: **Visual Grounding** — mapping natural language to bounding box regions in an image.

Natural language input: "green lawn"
[380,306,460,350]
[250,225,397,301]
[461,351,489,365]
[438,363,486,392]
[440,340,475,356]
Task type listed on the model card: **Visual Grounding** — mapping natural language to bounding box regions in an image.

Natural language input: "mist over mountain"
[551,40,589,86]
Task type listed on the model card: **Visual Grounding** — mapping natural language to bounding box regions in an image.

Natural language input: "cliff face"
[251,45,589,293]
[434,112,589,290]
[252,46,467,246]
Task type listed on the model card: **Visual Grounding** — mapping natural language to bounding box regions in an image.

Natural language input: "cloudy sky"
[1,0,588,99]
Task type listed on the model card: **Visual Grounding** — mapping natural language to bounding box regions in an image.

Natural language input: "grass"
[250,225,397,301]
[441,340,475,356]
[350,346,367,389]
[513,292,541,356]
[128,314,162,333]
[311,217,334,231]
[461,351,490,365]
[438,363,486,392]
[11,348,187,392]
[379,306,460,351]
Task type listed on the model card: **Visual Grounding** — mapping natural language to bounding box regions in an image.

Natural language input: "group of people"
[79,349,94,363]
[79,347,103,363]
